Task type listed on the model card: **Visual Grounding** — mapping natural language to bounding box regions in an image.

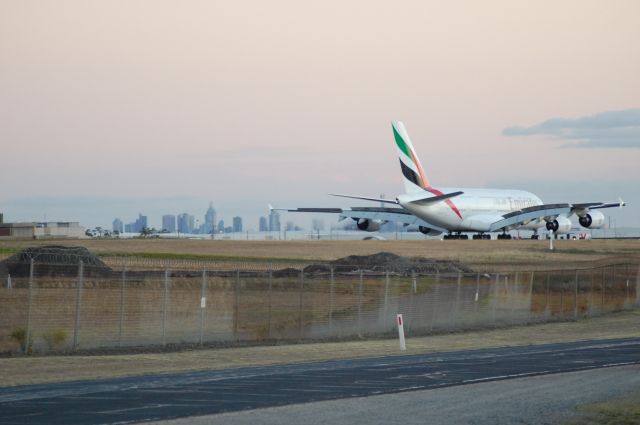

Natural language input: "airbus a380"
[275,121,625,240]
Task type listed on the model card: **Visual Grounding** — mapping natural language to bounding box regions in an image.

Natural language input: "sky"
[1,0,638,230]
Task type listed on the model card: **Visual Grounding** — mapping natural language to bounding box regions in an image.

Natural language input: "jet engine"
[545,216,572,234]
[578,210,605,229]
[356,218,382,232]
[419,226,442,236]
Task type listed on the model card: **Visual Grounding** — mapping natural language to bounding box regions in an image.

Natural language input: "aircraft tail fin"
[392,121,430,194]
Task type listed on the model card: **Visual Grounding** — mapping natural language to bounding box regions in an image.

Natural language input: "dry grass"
[568,393,640,425]
[1,309,639,388]
[0,239,638,271]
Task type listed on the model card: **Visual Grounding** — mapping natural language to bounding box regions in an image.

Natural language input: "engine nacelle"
[578,210,605,229]
[356,218,382,232]
[545,216,572,234]
[418,226,442,236]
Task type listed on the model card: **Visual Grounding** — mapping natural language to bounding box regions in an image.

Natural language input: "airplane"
[273,121,625,240]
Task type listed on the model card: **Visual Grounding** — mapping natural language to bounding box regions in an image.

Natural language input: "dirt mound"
[1,246,112,277]
[303,252,472,275]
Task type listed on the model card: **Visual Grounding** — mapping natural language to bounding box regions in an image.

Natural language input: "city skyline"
[109,202,285,234]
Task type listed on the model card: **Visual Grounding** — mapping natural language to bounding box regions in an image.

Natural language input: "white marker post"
[549,229,555,251]
[397,314,406,351]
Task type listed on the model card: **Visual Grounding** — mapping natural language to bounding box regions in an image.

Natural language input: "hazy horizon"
[1,1,638,230]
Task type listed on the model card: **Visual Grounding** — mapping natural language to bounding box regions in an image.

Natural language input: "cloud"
[502,109,640,148]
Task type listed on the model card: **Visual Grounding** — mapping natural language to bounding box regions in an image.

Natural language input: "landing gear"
[472,233,491,240]
[443,233,469,240]
[497,232,512,240]
[530,231,540,240]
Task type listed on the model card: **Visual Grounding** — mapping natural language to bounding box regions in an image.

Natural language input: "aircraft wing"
[488,200,626,232]
[488,204,570,232]
[272,206,447,232]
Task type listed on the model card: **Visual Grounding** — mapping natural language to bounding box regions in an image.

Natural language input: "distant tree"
[140,226,152,237]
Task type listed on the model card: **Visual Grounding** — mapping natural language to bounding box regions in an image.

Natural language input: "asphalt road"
[1,338,639,425]
[156,364,640,425]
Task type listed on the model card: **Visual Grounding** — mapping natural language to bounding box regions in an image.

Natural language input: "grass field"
[1,309,639,387]
[1,238,638,271]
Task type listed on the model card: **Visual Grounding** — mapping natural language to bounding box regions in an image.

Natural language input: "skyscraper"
[162,214,176,232]
[259,216,268,232]
[269,210,280,232]
[203,202,216,234]
[232,216,243,233]
[177,213,193,233]
[133,214,147,233]
[217,219,224,233]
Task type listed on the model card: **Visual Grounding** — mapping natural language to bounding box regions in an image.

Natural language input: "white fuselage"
[400,188,545,232]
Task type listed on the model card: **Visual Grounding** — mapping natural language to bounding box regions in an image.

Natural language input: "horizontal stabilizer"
[329,194,399,204]
[271,206,344,213]
[398,190,464,206]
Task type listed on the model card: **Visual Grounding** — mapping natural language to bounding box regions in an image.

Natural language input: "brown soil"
[1,239,638,271]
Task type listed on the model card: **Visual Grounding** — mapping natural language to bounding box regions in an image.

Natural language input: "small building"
[0,222,85,239]
[0,223,37,239]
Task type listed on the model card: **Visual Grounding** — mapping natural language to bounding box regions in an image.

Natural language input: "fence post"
[430,272,439,331]
[528,271,535,322]
[588,274,595,316]
[491,274,499,325]
[453,272,462,329]
[625,264,630,306]
[357,270,363,338]
[118,267,126,348]
[383,270,389,331]
[233,270,239,339]
[162,269,169,346]
[601,268,606,310]
[298,270,304,340]
[635,264,640,307]
[410,271,417,332]
[73,260,84,351]
[545,272,550,315]
[329,267,334,337]
[474,272,480,312]
[6,274,11,289]
[199,269,206,346]
[559,281,564,318]
[574,270,579,319]
[267,270,273,339]
[528,271,534,294]
[25,258,34,354]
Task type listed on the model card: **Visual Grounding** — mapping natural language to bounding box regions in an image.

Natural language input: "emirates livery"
[275,121,625,239]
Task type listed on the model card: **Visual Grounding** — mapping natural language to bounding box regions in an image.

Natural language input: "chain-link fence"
[1,257,638,354]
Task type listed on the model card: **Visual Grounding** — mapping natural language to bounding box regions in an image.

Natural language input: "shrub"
[10,328,32,353]
[42,328,68,350]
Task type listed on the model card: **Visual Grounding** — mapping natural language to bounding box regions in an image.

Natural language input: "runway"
[1,338,639,425]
